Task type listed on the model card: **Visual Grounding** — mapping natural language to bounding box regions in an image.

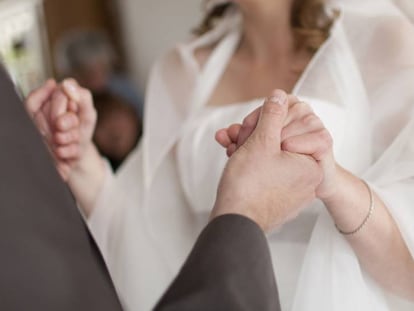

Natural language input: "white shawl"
[89,1,414,310]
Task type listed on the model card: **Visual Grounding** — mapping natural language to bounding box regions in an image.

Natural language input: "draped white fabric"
[88,1,414,310]
[394,0,414,21]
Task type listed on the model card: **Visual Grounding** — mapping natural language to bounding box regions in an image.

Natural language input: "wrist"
[211,197,279,233]
[70,143,103,177]
[321,167,376,236]
[66,143,106,217]
[318,163,345,204]
[321,165,362,210]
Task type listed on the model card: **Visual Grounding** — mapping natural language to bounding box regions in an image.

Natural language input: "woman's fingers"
[216,124,242,148]
[236,95,301,147]
[281,114,324,141]
[282,129,333,161]
[287,94,300,108]
[237,106,261,148]
[226,143,237,157]
[55,112,80,132]
[283,101,313,126]
[33,109,53,140]
[62,78,81,102]
[215,129,232,147]
[54,144,81,160]
[54,129,80,145]
[68,100,79,113]
[25,79,56,117]
[216,93,318,158]
[50,89,69,122]
[63,79,96,125]
[228,124,242,143]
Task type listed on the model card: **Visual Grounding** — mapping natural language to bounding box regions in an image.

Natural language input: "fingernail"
[63,80,80,101]
[267,91,287,106]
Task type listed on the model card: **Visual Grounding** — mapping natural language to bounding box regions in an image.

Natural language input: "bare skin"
[212,91,324,232]
[216,96,414,301]
[198,0,313,107]
[25,0,414,302]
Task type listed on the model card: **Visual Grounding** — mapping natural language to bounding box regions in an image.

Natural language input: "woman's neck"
[237,1,296,62]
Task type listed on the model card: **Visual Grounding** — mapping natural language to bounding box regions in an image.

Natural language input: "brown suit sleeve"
[154,214,281,311]
[0,67,123,311]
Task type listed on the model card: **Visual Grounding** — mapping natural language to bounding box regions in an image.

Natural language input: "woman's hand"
[25,79,98,181]
[213,92,322,232]
[26,79,105,216]
[216,90,337,200]
[25,79,71,179]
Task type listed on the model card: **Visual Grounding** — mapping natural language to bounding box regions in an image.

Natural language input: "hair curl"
[194,0,337,52]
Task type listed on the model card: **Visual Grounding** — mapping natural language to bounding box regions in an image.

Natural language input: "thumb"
[63,79,96,124]
[62,78,81,102]
[252,90,288,150]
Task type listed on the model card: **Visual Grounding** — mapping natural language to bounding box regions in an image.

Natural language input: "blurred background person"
[93,91,142,170]
[55,30,144,119]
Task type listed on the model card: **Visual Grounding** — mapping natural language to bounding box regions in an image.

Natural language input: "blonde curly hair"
[194,0,337,52]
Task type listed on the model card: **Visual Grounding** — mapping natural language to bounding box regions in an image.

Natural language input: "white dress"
[88,1,414,310]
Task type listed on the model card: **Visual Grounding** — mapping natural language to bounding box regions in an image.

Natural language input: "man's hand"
[216,94,337,200]
[211,90,323,232]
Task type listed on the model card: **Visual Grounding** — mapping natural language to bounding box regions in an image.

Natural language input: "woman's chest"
[206,57,309,108]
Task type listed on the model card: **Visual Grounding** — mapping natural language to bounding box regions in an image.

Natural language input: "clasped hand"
[26,81,336,231]
[213,90,336,231]
[25,79,97,181]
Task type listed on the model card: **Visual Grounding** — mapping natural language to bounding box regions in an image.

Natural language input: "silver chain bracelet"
[335,179,375,236]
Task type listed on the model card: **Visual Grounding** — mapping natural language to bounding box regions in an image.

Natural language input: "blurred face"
[74,60,111,92]
[94,108,140,162]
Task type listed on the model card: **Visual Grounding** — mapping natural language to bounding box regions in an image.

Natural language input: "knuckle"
[63,132,73,143]
[65,77,77,85]
[297,102,312,114]
[72,144,80,154]
[254,131,277,146]
[55,133,64,143]
[288,94,299,104]
[302,114,319,127]
[289,102,310,119]
[319,129,333,146]
[56,147,65,158]
[313,130,333,159]
[57,116,66,127]
[262,102,284,116]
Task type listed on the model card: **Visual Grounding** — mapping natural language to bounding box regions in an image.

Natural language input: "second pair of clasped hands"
[26,79,335,231]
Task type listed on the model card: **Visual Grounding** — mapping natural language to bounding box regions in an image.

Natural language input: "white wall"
[117,0,203,93]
